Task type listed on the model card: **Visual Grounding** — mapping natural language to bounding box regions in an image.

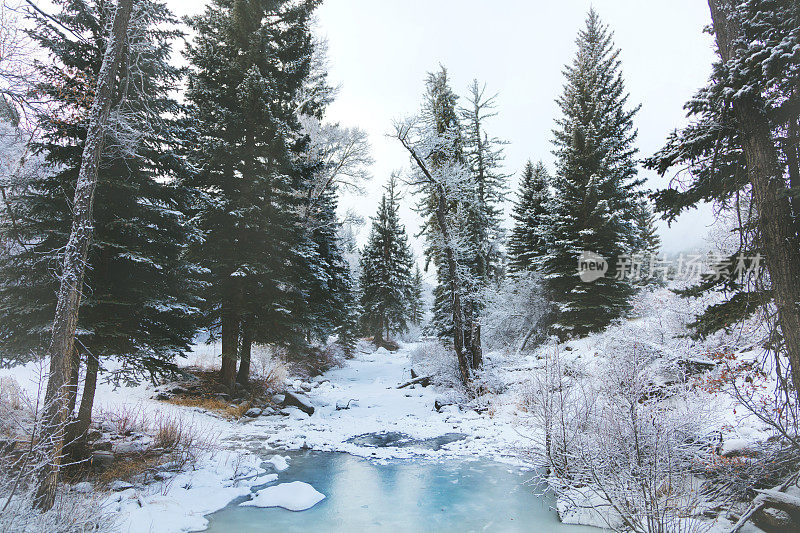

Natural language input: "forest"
[0,0,799,532]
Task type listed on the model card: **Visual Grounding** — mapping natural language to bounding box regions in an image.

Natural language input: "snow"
[240,481,325,511]
[266,455,290,472]
[0,288,777,532]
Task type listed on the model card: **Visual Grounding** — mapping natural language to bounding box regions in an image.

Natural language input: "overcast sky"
[170,0,720,271]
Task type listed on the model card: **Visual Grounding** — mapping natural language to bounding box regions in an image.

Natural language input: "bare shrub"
[481,271,550,353]
[525,345,716,533]
[251,345,288,390]
[410,341,464,391]
[0,368,113,531]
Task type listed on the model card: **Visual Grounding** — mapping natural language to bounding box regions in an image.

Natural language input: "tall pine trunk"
[35,0,134,510]
[398,137,471,385]
[220,297,239,389]
[708,0,800,398]
[236,323,252,386]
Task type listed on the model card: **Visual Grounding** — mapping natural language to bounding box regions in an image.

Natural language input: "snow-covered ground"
[0,342,537,533]
[0,289,780,532]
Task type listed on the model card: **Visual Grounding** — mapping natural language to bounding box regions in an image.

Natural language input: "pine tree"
[183,0,320,387]
[461,80,508,284]
[0,0,201,458]
[540,9,643,338]
[508,160,551,272]
[359,176,414,346]
[645,0,800,397]
[409,265,425,327]
[0,0,200,377]
[633,199,661,285]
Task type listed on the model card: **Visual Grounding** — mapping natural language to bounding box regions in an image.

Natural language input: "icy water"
[204,450,599,533]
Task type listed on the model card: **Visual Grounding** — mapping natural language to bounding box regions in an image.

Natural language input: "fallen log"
[397,375,432,389]
[726,472,799,533]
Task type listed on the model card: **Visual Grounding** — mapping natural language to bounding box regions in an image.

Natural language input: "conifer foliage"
[0,0,201,380]
[539,9,643,338]
[359,176,415,346]
[183,0,322,387]
[508,160,551,273]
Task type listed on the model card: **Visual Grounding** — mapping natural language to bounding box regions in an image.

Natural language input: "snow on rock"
[240,481,325,511]
[267,454,290,472]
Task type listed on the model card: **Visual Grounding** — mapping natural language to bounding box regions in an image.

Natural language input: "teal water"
[204,451,600,533]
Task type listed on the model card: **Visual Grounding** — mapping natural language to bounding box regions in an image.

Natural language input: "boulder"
[93,440,113,452]
[755,507,795,531]
[155,392,172,401]
[282,391,315,415]
[91,451,115,469]
[272,394,285,405]
[434,396,455,412]
[108,480,134,492]
[244,408,263,418]
[71,482,93,494]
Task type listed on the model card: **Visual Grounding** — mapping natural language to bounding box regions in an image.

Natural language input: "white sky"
[169,0,720,272]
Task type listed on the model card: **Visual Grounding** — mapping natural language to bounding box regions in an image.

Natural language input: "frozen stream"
[204,450,599,532]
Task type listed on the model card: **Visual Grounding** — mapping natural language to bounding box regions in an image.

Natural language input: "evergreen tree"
[409,265,425,327]
[540,9,643,338]
[645,0,800,349]
[359,176,415,346]
[0,0,200,371]
[0,0,201,438]
[183,0,320,387]
[508,160,551,272]
[633,199,662,285]
[460,79,508,284]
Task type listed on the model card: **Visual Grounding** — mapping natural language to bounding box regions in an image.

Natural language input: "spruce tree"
[0,0,200,370]
[508,160,551,272]
[359,176,414,346]
[183,0,319,387]
[540,9,643,338]
[409,265,425,327]
[645,0,800,354]
[0,0,201,438]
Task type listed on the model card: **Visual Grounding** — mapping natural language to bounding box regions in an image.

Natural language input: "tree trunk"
[34,0,134,510]
[708,0,800,397]
[65,348,79,417]
[397,137,471,385]
[236,323,252,386]
[65,349,99,462]
[470,322,482,370]
[220,297,239,389]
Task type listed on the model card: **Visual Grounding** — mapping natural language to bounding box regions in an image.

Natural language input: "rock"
[283,391,315,415]
[335,399,355,410]
[86,429,102,441]
[434,397,454,412]
[245,408,263,418]
[170,386,187,395]
[279,409,292,416]
[272,394,285,405]
[262,407,277,415]
[71,481,93,494]
[91,451,115,469]
[755,507,795,531]
[114,441,145,454]
[216,392,231,402]
[108,480,134,492]
[93,440,113,452]
[155,392,171,401]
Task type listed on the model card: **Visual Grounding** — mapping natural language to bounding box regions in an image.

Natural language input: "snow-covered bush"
[481,271,549,352]
[409,341,464,391]
[527,343,716,532]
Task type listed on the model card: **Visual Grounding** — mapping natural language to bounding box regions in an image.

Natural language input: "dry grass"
[165,395,251,419]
